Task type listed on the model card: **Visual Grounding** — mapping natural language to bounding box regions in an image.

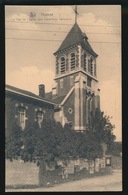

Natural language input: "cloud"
[78,12,120,43]
[6,66,55,94]
[79,12,112,29]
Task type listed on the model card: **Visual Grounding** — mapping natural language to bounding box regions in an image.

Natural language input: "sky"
[5,5,121,141]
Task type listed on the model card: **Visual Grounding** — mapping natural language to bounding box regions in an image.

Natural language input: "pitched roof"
[6,84,37,97]
[54,23,98,57]
[50,95,66,104]
[45,88,67,105]
[45,91,52,100]
[6,84,56,106]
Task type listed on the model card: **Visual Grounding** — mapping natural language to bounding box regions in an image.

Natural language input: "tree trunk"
[39,159,47,186]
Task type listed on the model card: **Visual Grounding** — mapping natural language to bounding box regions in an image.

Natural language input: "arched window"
[84,53,87,71]
[88,59,91,74]
[70,52,76,70]
[60,57,66,73]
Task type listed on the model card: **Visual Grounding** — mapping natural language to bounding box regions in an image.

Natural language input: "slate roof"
[45,90,66,105]
[51,95,66,104]
[6,84,56,106]
[54,23,98,57]
[45,91,52,100]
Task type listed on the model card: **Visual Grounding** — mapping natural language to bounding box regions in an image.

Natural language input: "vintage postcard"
[5,5,122,192]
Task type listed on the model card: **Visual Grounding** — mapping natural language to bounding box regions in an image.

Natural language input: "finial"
[74,5,79,24]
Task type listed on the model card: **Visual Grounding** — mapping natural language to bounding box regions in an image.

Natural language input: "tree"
[6,117,104,163]
[88,108,116,154]
[6,110,114,185]
[6,121,22,161]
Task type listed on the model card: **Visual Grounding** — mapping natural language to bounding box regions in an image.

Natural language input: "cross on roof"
[74,5,79,24]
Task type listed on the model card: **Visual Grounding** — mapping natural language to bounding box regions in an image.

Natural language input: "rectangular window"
[37,111,43,128]
[18,107,26,130]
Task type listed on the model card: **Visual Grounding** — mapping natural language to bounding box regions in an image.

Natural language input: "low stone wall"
[6,156,112,188]
[6,159,39,187]
[42,156,112,186]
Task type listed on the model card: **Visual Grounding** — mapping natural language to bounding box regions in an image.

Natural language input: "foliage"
[88,108,116,153]
[6,119,103,164]
[6,121,22,161]
[6,109,115,164]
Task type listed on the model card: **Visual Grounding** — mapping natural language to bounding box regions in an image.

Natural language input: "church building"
[46,22,100,131]
[6,14,100,133]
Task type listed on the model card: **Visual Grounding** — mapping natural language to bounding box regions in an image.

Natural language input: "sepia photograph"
[5,5,122,192]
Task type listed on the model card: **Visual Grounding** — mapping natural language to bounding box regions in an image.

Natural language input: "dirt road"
[6,170,122,192]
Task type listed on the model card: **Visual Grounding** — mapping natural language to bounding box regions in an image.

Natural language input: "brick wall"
[5,92,54,138]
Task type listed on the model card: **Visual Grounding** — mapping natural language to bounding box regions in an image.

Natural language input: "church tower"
[50,20,100,131]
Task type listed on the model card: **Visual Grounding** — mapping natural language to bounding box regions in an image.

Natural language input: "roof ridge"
[6,84,36,95]
[6,84,57,105]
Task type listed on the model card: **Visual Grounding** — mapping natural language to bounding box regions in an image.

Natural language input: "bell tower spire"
[52,15,100,131]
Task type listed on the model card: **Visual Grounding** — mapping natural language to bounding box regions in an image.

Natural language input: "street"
[6,169,122,192]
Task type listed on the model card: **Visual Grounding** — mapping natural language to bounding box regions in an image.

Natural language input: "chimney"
[39,84,45,98]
